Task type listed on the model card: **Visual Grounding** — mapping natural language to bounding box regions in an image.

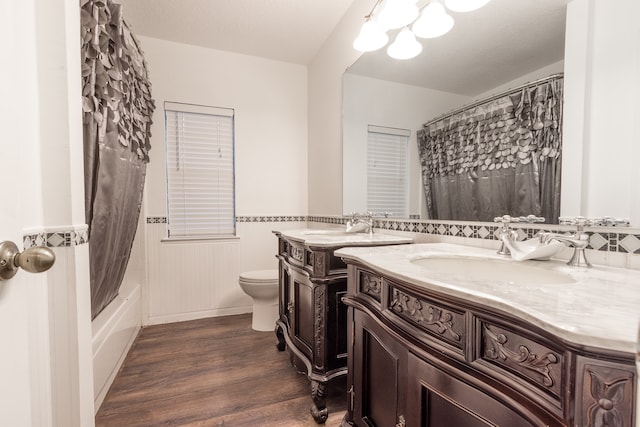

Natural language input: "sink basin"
[410,256,576,285]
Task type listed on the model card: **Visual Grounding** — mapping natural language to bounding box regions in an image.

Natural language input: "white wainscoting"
[145,220,306,325]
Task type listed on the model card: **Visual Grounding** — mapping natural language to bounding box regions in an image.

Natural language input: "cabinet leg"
[310,380,328,424]
[275,323,286,351]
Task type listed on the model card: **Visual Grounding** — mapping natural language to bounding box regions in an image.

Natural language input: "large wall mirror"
[343,0,570,222]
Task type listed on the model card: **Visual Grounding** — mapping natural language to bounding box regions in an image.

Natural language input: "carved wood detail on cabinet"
[313,251,326,276]
[291,245,304,263]
[481,323,562,398]
[389,287,464,348]
[314,285,326,370]
[359,271,382,302]
[576,360,635,427]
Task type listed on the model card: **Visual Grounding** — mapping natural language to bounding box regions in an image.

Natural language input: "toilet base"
[251,301,278,332]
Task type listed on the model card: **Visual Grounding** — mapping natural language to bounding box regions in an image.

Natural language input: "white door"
[0,1,55,424]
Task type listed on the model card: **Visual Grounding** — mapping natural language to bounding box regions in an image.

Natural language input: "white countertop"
[335,243,640,354]
[274,228,413,248]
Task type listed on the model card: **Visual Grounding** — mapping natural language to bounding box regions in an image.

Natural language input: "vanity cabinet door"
[407,352,542,427]
[352,309,407,427]
[325,279,348,372]
[278,261,292,327]
[289,267,314,360]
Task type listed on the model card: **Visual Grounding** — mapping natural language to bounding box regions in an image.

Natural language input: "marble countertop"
[274,228,413,248]
[335,243,640,354]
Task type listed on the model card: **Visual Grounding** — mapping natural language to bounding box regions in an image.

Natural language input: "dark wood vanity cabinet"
[273,233,373,423]
[341,265,637,427]
[274,231,412,423]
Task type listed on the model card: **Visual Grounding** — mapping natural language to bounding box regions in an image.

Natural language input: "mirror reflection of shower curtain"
[417,77,562,223]
[81,0,155,319]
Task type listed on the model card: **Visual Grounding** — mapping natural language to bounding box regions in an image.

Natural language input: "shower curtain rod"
[423,72,564,128]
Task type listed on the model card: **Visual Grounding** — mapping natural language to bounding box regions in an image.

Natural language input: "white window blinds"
[367,125,410,217]
[165,102,235,238]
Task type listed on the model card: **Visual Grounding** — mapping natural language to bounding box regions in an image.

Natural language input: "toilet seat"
[239,269,278,283]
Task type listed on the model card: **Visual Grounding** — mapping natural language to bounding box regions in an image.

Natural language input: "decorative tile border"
[147,216,307,224]
[309,216,640,255]
[236,215,307,223]
[146,217,167,224]
[23,228,89,249]
[145,215,640,255]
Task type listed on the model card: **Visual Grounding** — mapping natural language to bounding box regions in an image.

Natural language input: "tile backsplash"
[146,215,640,269]
[308,215,640,255]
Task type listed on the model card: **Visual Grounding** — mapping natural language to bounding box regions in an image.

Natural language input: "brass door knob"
[0,241,56,281]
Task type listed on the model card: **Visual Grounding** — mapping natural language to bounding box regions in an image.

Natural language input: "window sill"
[161,236,240,243]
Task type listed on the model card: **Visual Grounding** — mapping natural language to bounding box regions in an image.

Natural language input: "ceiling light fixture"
[387,28,423,59]
[353,0,491,60]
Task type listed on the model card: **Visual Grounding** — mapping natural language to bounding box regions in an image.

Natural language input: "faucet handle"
[517,215,545,223]
[493,215,514,224]
[591,216,630,227]
[559,216,595,232]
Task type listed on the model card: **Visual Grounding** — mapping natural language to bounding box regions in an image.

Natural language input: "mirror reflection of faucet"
[346,212,375,237]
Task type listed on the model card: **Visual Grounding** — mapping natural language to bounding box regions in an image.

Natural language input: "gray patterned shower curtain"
[417,76,563,223]
[81,0,155,319]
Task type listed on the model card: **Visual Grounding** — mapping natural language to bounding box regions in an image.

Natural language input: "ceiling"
[117,0,570,96]
[348,0,571,96]
[117,0,356,65]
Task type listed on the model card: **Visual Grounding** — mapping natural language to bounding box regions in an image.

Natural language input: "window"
[367,125,410,217]
[164,102,235,238]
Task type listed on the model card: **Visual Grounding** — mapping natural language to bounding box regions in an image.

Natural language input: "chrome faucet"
[346,212,374,237]
[494,215,519,256]
[538,217,592,267]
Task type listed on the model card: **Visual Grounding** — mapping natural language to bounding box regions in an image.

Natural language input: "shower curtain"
[417,76,563,223]
[81,0,155,319]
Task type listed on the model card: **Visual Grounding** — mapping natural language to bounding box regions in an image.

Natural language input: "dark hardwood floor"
[95,314,346,426]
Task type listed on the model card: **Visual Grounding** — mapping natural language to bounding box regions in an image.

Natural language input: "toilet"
[238,269,279,331]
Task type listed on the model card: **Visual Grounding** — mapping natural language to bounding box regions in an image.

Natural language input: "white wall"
[474,60,565,100]
[571,0,640,225]
[141,36,308,217]
[138,37,309,323]
[308,0,372,215]
[342,74,472,216]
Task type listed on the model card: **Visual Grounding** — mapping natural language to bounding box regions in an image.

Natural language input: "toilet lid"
[239,269,278,283]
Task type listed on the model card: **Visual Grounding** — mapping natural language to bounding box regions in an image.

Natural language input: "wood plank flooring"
[95,314,347,426]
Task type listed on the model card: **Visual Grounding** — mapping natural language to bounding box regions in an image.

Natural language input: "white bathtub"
[91,281,141,411]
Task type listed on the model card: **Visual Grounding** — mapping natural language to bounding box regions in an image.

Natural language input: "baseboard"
[147,305,252,326]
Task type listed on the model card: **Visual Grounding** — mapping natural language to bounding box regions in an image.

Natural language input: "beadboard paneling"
[145,221,305,325]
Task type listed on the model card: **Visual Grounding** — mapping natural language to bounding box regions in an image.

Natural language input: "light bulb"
[353,20,389,52]
[444,0,491,13]
[387,28,423,60]
[412,2,454,39]
[377,0,420,30]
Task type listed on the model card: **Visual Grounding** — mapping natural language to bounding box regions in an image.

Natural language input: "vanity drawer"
[387,283,466,352]
[356,269,384,304]
[476,318,564,406]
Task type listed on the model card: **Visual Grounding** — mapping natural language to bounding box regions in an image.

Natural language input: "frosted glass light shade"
[377,0,420,30]
[353,20,389,52]
[387,28,423,60]
[412,2,454,39]
[444,0,491,13]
